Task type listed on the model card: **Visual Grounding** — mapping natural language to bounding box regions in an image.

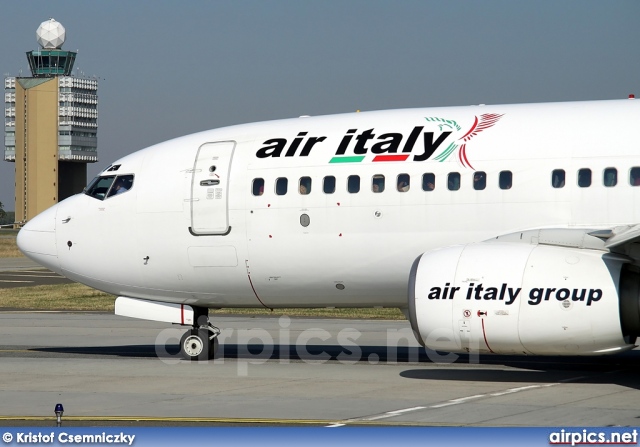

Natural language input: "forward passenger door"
[190,141,235,235]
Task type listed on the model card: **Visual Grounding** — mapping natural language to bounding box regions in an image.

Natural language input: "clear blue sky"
[1,0,640,210]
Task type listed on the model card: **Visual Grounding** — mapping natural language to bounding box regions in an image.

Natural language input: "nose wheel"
[180,323,220,361]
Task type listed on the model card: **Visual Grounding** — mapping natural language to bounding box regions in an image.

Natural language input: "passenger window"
[348,175,360,193]
[631,167,640,186]
[552,169,565,188]
[397,174,410,192]
[372,175,385,193]
[499,171,512,190]
[323,176,336,194]
[252,178,264,196]
[422,173,435,191]
[577,168,591,188]
[275,177,288,195]
[299,176,311,195]
[473,171,486,191]
[84,175,115,200]
[107,175,134,197]
[447,172,460,191]
[603,168,617,187]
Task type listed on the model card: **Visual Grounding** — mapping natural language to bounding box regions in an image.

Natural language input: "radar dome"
[36,18,66,49]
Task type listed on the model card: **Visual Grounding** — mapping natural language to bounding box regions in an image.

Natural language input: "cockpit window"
[84,174,134,200]
[84,176,115,200]
[107,175,134,197]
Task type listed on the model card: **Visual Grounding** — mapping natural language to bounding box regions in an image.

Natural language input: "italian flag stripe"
[372,155,410,162]
[329,156,366,163]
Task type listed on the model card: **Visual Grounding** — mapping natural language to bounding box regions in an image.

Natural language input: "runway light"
[55,403,64,427]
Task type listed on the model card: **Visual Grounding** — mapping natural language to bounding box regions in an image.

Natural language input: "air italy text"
[254,127,450,161]
[426,282,603,306]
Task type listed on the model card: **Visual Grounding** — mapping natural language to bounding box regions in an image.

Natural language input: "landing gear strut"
[180,309,220,361]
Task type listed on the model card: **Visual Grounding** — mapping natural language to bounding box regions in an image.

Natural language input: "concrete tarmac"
[0,257,42,272]
[0,312,639,427]
[0,258,73,288]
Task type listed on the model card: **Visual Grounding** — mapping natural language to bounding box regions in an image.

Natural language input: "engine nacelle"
[407,242,640,355]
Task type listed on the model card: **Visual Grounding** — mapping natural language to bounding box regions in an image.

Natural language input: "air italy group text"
[426,282,603,306]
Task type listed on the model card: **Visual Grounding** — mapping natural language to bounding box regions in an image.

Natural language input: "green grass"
[0,283,115,311]
[0,282,406,319]
[0,232,21,257]
[210,307,405,320]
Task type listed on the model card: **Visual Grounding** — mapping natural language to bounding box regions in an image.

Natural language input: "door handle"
[200,179,220,186]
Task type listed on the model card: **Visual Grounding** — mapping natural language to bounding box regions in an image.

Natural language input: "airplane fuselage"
[17,99,640,358]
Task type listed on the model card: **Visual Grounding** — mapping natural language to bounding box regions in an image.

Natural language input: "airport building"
[4,18,98,224]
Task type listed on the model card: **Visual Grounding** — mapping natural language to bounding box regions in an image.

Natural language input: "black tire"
[208,336,219,360]
[180,329,210,361]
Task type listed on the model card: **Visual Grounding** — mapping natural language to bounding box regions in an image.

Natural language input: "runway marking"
[386,406,426,414]
[431,378,586,408]
[336,406,428,425]
[489,384,557,397]
[423,375,589,410]
[359,406,427,421]
[0,280,33,283]
[430,394,486,408]
[331,376,589,426]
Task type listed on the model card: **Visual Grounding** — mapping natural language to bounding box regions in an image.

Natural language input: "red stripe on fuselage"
[372,155,410,162]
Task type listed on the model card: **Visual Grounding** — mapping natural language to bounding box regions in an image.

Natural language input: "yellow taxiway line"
[0,416,327,425]
[0,416,433,426]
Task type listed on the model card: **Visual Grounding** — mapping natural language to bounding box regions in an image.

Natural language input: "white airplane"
[16,98,640,361]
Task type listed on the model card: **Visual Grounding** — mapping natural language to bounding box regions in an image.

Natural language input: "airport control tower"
[4,18,98,224]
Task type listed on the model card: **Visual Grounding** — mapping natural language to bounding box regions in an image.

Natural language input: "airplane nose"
[16,204,60,272]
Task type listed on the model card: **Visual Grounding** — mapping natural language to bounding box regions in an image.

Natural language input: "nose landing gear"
[180,320,220,361]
